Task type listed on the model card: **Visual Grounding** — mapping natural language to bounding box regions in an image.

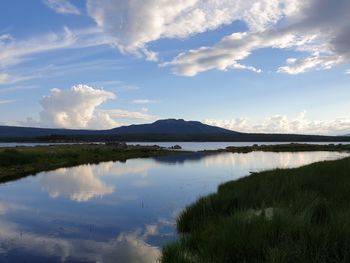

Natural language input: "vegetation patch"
[224,143,350,153]
[0,144,189,183]
[162,156,350,263]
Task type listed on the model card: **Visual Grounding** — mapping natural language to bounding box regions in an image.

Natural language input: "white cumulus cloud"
[22,84,155,129]
[39,84,116,128]
[204,111,350,135]
[3,0,350,77]
[86,0,286,58]
[166,0,350,75]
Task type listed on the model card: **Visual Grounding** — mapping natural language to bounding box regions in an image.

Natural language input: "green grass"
[224,143,350,153]
[162,156,350,263]
[0,144,189,183]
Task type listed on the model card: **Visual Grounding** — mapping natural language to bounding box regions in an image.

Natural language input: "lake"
[0,151,349,262]
[1,141,350,151]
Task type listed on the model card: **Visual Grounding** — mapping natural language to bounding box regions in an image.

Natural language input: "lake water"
[1,141,350,151]
[0,151,349,262]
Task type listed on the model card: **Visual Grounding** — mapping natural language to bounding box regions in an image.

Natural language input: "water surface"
[0,151,348,262]
[1,141,350,151]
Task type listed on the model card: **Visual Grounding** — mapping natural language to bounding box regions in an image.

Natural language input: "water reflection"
[202,151,348,172]
[41,165,115,202]
[39,151,349,204]
[0,151,349,262]
[0,220,160,263]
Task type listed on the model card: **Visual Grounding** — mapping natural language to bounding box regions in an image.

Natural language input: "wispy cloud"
[98,109,155,121]
[43,0,81,15]
[0,27,110,69]
[0,73,35,85]
[0,99,16,105]
[132,99,153,104]
[0,85,40,93]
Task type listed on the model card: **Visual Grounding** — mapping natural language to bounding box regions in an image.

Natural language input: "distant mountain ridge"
[0,119,237,138]
[106,119,237,135]
[0,119,350,142]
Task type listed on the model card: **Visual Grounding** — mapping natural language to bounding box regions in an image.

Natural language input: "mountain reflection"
[152,153,207,164]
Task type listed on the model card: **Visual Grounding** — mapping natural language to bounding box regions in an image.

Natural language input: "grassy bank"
[162,156,350,263]
[224,143,350,153]
[0,144,188,183]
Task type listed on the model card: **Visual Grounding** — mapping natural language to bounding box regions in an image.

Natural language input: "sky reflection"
[0,151,349,262]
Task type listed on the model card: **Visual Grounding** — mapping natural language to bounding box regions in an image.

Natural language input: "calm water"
[0,151,349,262]
[128,141,350,151]
[1,141,350,151]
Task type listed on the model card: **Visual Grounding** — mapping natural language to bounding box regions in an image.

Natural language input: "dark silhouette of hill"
[0,119,235,138]
[0,119,349,142]
[104,119,237,135]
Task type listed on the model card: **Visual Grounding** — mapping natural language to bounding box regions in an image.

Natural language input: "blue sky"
[0,0,350,135]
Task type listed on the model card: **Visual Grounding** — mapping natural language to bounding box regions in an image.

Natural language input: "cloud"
[2,0,350,77]
[204,111,350,135]
[38,84,116,128]
[0,73,34,85]
[0,99,16,105]
[99,109,155,121]
[166,0,350,76]
[0,27,109,69]
[86,0,286,58]
[43,0,81,15]
[345,69,350,74]
[132,99,152,104]
[21,84,155,129]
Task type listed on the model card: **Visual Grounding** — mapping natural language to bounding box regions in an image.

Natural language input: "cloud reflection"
[41,165,114,202]
[0,218,160,263]
[39,151,349,203]
[203,151,350,171]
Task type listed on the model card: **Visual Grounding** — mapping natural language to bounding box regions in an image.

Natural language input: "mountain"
[105,119,237,135]
[1,119,350,142]
[0,119,237,139]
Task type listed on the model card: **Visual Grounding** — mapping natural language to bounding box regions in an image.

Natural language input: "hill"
[105,119,237,135]
[0,119,236,138]
[0,119,350,142]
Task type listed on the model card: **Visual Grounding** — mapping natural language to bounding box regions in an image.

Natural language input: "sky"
[0,0,350,135]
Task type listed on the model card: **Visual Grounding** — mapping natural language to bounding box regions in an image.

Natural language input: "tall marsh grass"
[162,157,350,263]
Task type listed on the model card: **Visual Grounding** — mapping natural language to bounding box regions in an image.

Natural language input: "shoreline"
[0,144,190,183]
[1,143,350,184]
